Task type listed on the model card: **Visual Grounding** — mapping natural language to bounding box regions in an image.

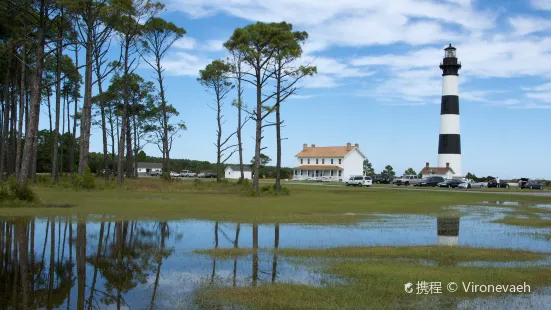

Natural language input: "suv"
[487,179,510,188]
[394,175,420,186]
[520,179,543,190]
[180,170,197,177]
[345,176,372,187]
[418,176,445,187]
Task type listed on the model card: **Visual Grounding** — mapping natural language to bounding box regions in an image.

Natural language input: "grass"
[196,246,551,309]
[0,177,551,223]
[194,248,255,258]
[276,246,547,265]
[493,217,551,228]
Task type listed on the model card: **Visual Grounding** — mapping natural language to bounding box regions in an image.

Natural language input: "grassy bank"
[494,217,551,228]
[196,246,551,309]
[0,178,550,223]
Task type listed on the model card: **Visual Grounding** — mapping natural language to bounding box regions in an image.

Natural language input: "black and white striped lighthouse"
[438,44,462,177]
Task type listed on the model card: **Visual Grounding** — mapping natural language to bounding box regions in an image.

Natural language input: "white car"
[170,171,180,178]
[180,170,197,177]
[458,181,485,189]
[345,176,373,187]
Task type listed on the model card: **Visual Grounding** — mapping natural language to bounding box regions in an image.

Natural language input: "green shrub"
[258,184,291,197]
[162,173,171,181]
[14,184,37,202]
[81,166,96,189]
[37,174,51,186]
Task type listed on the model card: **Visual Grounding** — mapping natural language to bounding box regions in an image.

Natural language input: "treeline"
[0,0,186,189]
[1,0,315,195]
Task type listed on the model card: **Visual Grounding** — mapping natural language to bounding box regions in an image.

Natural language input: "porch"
[292,165,343,182]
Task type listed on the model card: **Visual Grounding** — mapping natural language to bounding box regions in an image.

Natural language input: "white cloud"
[161,52,211,76]
[301,75,340,88]
[173,37,197,49]
[203,39,226,52]
[508,16,551,35]
[526,91,551,102]
[173,36,226,52]
[531,0,551,10]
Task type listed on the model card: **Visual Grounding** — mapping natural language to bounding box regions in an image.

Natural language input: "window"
[301,159,303,164]
[338,159,342,164]
[330,171,333,176]
[322,159,325,164]
[338,171,342,176]
[316,159,319,164]
[307,159,310,164]
[331,159,334,164]
[355,176,362,180]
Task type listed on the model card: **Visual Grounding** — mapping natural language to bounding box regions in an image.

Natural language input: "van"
[345,176,373,187]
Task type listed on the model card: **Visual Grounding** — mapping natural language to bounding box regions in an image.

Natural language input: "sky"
[57,0,551,179]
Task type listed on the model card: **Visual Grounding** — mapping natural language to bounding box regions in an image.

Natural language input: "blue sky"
[59,0,551,179]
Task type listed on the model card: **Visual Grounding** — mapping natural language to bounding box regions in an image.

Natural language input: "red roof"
[420,167,455,175]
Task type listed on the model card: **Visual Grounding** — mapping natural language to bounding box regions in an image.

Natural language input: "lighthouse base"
[438,154,462,177]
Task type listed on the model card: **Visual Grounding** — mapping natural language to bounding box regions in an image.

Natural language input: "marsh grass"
[198,246,551,309]
[0,178,549,223]
[194,248,256,258]
[493,217,551,228]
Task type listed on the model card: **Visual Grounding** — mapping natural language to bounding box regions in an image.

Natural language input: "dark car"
[521,179,544,190]
[518,178,529,189]
[204,172,218,178]
[418,176,445,187]
[437,179,463,188]
[487,179,510,188]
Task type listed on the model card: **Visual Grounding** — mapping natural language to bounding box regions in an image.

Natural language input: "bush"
[14,184,37,202]
[81,166,96,189]
[162,173,171,181]
[257,184,291,197]
[0,175,37,203]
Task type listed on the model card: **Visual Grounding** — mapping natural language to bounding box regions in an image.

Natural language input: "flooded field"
[0,203,550,309]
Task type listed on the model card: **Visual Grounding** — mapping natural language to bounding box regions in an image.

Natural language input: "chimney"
[446,162,450,168]
[354,143,359,148]
[303,143,307,150]
[346,142,351,151]
[311,144,316,147]
[426,162,429,167]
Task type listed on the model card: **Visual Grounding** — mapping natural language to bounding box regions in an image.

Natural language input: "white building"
[224,165,252,180]
[135,162,162,177]
[419,162,455,180]
[293,143,366,182]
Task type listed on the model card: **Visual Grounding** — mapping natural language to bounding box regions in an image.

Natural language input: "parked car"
[458,181,485,189]
[345,176,372,187]
[370,175,390,184]
[150,170,162,176]
[437,179,463,188]
[487,179,510,188]
[418,176,445,187]
[520,179,544,190]
[518,178,529,189]
[170,171,180,178]
[205,172,217,178]
[394,175,420,186]
[197,172,206,178]
[180,170,197,177]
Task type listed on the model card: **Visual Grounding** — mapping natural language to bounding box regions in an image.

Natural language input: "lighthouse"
[438,44,462,177]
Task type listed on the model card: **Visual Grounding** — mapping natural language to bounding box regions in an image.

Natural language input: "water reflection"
[437,217,460,246]
[0,211,548,309]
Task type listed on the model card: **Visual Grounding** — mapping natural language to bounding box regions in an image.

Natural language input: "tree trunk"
[252,68,262,193]
[87,221,104,310]
[0,50,12,180]
[275,62,282,192]
[9,83,17,176]
[52,16,63,181]
[47,90,52,133]
[60,93,66,174]
[19,9,45,187]
[70,43,78,175]
[125,115,133,178]
[132,115,138,178]
[117,37,131,185]
[155,56,170,175]
[30,97,40,182]
[216,91,222,183]
[94,55,109,181]
[16,41,25,178]
[78,23,94,176]
[236,61,244,182]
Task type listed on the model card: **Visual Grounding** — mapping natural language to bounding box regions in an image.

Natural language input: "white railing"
[292,176,340,182]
